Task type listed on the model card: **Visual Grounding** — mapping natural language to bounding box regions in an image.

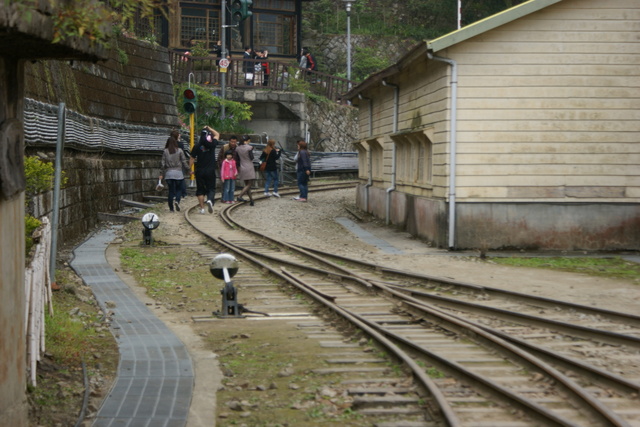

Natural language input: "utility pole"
[221,0,227,118]
[342,0,353,89]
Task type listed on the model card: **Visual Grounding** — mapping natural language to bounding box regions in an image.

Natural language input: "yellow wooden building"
[346,0,639,251]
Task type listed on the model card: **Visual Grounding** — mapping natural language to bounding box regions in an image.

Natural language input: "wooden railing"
[169,52,353,103]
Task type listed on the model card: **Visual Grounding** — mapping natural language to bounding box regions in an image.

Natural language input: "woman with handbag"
[259,139,282,197]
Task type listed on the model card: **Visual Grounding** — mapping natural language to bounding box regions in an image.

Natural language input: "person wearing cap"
[235,135,256,206]
[190,125,219,214]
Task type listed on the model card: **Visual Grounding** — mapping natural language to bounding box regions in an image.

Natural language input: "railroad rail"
[180,184,640,427]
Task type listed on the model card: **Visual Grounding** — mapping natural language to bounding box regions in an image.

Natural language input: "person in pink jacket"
[220,150,238,203]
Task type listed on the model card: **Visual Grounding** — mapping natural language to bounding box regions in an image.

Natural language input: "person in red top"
[261,49,271,86]
[303,48,316,71]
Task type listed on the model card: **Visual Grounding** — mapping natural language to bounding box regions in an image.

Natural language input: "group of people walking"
[159,127,312,214]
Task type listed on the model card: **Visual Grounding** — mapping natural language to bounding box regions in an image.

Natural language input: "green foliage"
[25,215,42,255]
[49,0,111,45]
[24,156,55,197]
[492,257,640,283]
[304,0,528,40]
[44,299,101,365]
[352,46,392,82]
[189,41,210,58]
[11,0,165,47]
[175,83,253,133]
[426,366,445,378]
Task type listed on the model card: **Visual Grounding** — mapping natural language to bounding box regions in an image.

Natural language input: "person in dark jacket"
[294,139,311,202]
[190,126,219,214]
[259,139,281,197]
[243,46,254,86]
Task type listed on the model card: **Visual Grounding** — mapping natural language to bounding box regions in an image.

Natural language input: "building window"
[181,5,220,50]
[392,130,432,186]
[254,13,296,55]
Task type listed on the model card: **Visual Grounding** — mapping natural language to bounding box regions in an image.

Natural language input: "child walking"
[220,150,238,203]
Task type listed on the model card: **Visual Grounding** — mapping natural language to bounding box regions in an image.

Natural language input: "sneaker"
[206,200,213,213]
[272,192,280,198]
[250,200,255,206]
[292,196,301,200]
[174,201,181,212]
[264,192,271,197]
[200,208,206,215]
[295,198,307,202]
[237,196,247,202]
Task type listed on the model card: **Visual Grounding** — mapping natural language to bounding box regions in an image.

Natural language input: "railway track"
[182,183,640,427]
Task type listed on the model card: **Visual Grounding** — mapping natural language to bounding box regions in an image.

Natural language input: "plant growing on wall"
[23,156,66,254]
[10,0,165,46]
[175,83,253,133]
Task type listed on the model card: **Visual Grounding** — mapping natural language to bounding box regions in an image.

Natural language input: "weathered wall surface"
[306,97,358,152]
[22,36,178,247]
[27,150,159,245]
[25,36,179,127]
[227,88,358,152]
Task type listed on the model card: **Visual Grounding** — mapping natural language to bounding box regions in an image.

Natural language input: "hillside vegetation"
[303,0,527,81]
[304,0,527,40]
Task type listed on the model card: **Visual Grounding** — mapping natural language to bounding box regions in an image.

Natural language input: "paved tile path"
[71,227,194,427]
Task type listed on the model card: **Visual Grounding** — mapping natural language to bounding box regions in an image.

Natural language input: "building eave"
[345,41,428,101]
[428,0,563,53]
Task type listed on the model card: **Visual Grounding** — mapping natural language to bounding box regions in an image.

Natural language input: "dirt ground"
[110,186,640,427]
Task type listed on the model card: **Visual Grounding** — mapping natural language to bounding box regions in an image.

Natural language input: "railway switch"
[141,212,160,245]
[210,254,245,318]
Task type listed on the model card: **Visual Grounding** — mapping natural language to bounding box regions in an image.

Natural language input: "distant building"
[346,0,640,251]
[139,0,308,57]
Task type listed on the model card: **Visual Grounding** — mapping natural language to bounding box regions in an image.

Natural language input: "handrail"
[169,51,353,103]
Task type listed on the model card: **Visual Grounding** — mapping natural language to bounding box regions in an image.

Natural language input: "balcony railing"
[169,52,353,104]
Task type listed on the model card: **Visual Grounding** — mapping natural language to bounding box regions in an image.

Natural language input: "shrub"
[175,83,253,133]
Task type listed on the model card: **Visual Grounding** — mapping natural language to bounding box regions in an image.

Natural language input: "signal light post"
[231,0,253,22]
[183,88,197,114]
[183,86,197,186]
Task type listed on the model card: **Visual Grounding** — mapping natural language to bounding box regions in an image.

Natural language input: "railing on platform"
[169,52,353,103]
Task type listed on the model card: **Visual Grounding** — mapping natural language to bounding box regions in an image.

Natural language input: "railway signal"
[183,88,197,114]
[231,0,253,22]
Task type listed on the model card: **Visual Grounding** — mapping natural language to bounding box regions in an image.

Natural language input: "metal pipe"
[382,80,399,226]
[427,52,459,250]
[221,0,227,118]
[358,93,373,211]
[50,102,66,284]
[346,3,352,88]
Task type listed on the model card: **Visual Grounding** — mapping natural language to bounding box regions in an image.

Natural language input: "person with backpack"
[190,126,219,214]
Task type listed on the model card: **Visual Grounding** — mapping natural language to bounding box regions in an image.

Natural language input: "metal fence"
[169,52,353,104]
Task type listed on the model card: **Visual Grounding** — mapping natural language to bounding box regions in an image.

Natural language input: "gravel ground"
[229,187,640,315]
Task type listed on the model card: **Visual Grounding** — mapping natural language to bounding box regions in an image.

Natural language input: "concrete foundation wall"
[358,183,640,251]
[455,203,640,251]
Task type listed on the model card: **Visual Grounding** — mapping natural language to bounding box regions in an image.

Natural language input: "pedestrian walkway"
[70,227,194,427]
